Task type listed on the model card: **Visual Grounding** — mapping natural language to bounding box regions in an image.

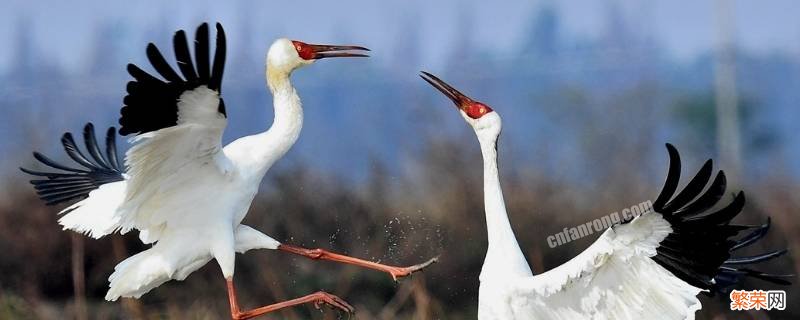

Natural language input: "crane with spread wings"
[21,23,436,319]
[420,71,790,320]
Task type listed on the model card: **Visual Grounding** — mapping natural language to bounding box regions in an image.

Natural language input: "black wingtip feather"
[662,159,713,212]
[714,267,794,291]
[674,171,726,217]
[685,191,745,225]
[735,268,794,286]
[105,127,122,171]
[82,123,112,170]
[209,23,226,92]
[119,23,226,136]
[146,42,183,83]
[21,124,125,207]
[724,249,788,265]
[730,218,770,251]
[33,152,87,173]
[61,132,100,170]
[195,23,210,81]
[173,30,198,83]
[653,143,680,211]
[651,143,791,293]
[20,167,85,178]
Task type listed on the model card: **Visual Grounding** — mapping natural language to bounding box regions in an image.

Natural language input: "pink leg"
[278,244,438,281]
[226,278,353,320]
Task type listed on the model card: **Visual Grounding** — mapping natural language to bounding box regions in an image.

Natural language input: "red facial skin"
[291,41,315,60]
[463,102,493,119]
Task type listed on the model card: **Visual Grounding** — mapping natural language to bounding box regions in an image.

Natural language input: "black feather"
[20,167,85,178]
[195,23,210,81]
[41,186,100,205]
[684,192,745,225]
[173,30,198,83]
[31,178,91,186]
[33,152,88,173]
[674,171,726,218]
[106,127,122,171]
[119,23,227,136]
[21,123,126,207]
[653,143,680,211]
[730,219,770,251]
[648,144,790,293]
[126,63,163,85]
[724,249,787,265]
[714,267,794,292]
[146,43,183,83]
[726,268,794,286]
[662,159,712,212]
[34,182,95,192]
[61,133,101,170]
[83,123,111,170]
[209,23,226,92]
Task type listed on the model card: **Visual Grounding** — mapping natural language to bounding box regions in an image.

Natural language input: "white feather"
[116,87,228,237]
[101,39,309,299]
[463,111,704,320]
[105,224,280,301]
[105,228,214,301]
[234,224,281,253]
[478,213,702,320]
[57,180,127,238]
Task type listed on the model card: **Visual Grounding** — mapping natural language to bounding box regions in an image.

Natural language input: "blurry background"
[1,0,798,319]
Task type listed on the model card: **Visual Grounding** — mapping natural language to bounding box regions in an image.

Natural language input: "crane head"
[420,71,494,114]
[419,71,494,120]
[267,39,369,73]
[291,41,370,60]
[420,71,500,137]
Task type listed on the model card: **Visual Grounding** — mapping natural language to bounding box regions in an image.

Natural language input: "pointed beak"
[419,71,473,110]
[309,44,370,59]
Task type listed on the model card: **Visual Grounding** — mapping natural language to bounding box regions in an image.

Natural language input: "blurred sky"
[2,0,799,183]
[1,0,799,72]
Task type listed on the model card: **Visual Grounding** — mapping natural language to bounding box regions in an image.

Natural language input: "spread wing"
[21,123,127,238]
[500,144,790,319]
[119,22,227,136]
[115,23,231,239]
[20,23,230,242]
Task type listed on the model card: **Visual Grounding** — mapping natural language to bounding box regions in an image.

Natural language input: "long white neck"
[230,63,303,180]
[477,133,533,281]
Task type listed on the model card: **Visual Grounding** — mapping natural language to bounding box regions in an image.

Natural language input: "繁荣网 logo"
[730,290,786,311]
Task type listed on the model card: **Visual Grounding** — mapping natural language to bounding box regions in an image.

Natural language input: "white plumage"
[23,23,436,318]
[478,214,702,319]
[420,71,789,320]
[58,181,127,238]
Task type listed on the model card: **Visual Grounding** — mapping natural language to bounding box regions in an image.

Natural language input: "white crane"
[420,71,790,320]
[20,22,437,319]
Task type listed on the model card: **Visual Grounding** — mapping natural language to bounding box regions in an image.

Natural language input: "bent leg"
[226,278,353,320]
[278,244,438,281]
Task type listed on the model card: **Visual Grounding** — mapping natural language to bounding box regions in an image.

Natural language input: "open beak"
[419,71,473,110]
[309,44,370,59]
